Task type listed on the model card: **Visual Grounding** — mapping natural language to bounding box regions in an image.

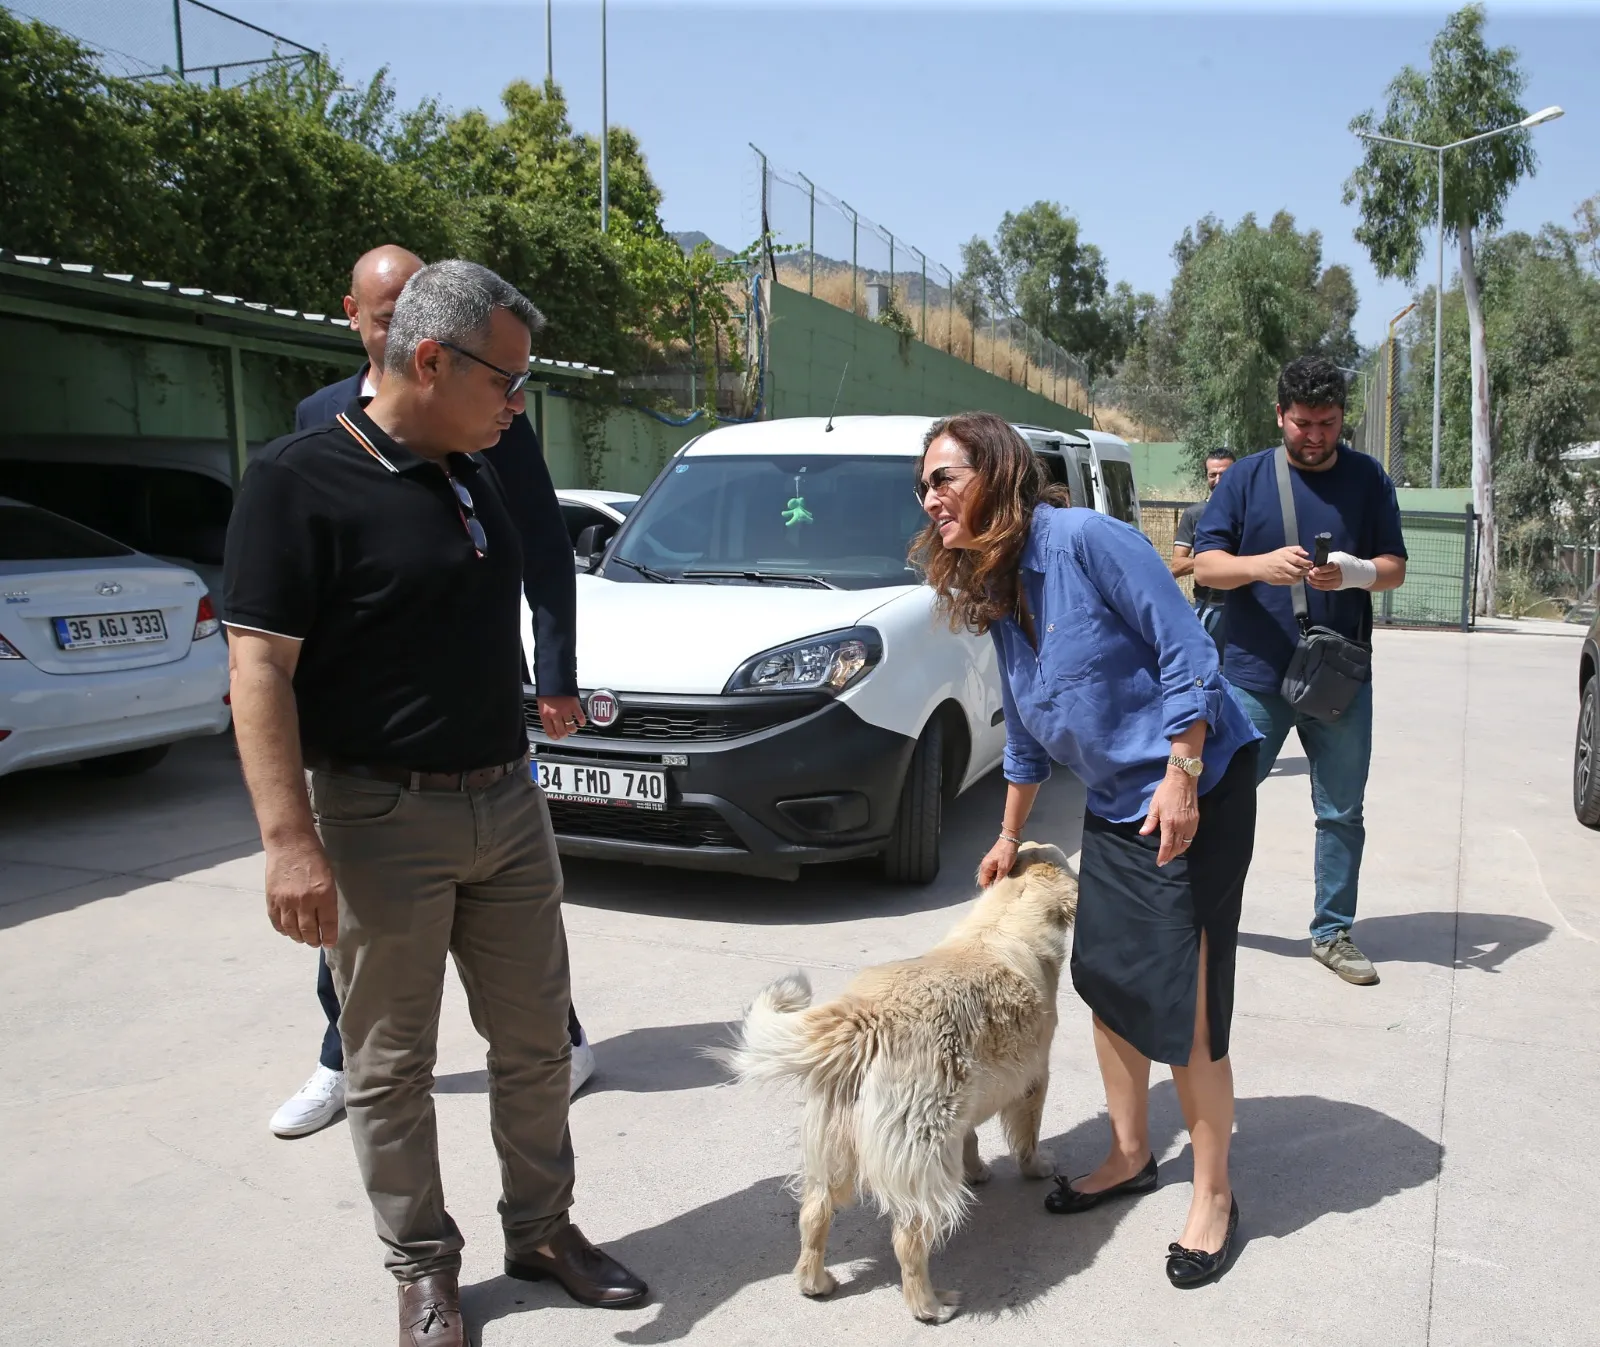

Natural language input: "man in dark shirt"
[1170,448,1236,658]
[269,246,596,1142]
[1193,356,1408,987]
[225,261,645,1345]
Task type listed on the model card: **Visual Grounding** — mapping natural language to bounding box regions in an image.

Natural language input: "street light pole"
[1357,106,1562,489]
[599,0,609,233]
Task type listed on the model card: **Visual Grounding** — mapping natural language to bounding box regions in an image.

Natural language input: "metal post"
[1431,146,1444,489]
[797,172,815,295]
[223,344,249,492]
[914,248,926,342]
[842,202,858,313]
[888,233,895,306]
[599,0,609,233]
[939,263,955,354]
[173,0,185,79]
[546,0,553,85]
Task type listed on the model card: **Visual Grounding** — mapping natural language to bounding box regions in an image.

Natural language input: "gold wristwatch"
[1168,753,1204,778]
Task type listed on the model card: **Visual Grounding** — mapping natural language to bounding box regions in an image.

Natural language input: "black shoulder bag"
[1274,447,1371,722]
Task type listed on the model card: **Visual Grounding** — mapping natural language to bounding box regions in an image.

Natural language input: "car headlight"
[724,626,883,695]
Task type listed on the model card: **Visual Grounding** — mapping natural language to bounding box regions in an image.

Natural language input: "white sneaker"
[270,1064,346,1137]
[570,1033,596,1098]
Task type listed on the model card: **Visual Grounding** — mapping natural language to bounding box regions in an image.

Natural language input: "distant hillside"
[672,231,737,261]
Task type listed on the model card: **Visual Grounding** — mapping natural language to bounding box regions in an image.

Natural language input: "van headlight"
[724,626,883,695]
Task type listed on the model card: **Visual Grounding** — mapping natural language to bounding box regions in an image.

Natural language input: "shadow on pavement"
[461,1085,1438,1343]
[435,1021,733,1097]
[1239,911,1552,973]
[562,771,1086,927]
[1267,755,1310,777]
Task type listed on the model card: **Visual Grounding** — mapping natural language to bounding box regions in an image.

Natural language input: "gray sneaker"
[1311,932,1379,985]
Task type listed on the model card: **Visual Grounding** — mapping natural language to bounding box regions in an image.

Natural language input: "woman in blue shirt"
[912,413,1262,1288]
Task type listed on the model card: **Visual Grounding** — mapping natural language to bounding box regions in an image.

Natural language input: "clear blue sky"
[219,1,1598,347]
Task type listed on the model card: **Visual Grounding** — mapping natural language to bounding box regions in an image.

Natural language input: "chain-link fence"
[13,0,316,86]
[746,146,1091,416]
[1139,500,1197,601]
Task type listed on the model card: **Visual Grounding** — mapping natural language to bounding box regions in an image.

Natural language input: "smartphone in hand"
[1313,532,1332,567]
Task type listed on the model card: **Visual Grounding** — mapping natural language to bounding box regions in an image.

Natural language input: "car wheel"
[1577,676,1600,830]
[81,744,171,778]
[882,718,943,885]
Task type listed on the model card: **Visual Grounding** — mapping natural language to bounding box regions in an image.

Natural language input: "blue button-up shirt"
[991,506,1261,824]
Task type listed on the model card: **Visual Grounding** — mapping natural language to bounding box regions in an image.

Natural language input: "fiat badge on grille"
[586,689,620,728]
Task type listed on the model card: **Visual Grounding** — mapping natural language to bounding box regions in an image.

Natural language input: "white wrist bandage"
[1327,552,1377,590]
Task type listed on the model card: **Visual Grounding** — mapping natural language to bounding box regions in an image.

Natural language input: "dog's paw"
[911,1290,963,1325]
[1017,1147,1056,1180]
[964,1159,993,1186]
[797,1268,837,1298]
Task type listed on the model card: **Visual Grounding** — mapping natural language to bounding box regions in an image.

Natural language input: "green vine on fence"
[571,399,610,490]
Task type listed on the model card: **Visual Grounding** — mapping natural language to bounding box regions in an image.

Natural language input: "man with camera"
[1192,356,1407,986]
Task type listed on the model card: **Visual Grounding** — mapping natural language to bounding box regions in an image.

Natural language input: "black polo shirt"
[222,404,528,771]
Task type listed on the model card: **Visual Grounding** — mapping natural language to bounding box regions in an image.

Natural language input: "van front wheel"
[881,720,943,885]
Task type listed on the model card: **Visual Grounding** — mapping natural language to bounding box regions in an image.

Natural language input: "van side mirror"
[574,522,615,563]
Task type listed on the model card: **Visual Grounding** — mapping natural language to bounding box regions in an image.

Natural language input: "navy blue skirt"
[1069,744,1258,1065]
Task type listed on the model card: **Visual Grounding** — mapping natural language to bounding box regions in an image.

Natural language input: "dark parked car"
[1577,600,1600,829]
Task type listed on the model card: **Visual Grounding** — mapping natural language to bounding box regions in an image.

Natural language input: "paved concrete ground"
[2,625,1596,1347]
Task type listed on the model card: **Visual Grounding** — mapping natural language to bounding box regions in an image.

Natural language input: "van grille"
[524,694,821,743]
[547,800,745,850]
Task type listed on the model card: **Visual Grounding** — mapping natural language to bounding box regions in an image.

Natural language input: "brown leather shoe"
[504,1223,647,1307]
[398,1274,464,1347]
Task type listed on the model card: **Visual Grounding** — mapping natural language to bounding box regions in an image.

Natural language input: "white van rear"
[1014,426,1142,528]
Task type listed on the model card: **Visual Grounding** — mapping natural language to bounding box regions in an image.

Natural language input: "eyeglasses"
[438,340,531,400]
[914,464,973,504]
[445,473,489,557]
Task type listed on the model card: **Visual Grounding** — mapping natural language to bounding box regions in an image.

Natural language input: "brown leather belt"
[305,752,529,792]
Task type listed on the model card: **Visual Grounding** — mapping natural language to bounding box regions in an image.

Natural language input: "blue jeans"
[1194,598,1226,664]
[1227,680,1373,943]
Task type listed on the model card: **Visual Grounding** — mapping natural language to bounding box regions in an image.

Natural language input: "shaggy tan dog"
[720,842,1078,1323]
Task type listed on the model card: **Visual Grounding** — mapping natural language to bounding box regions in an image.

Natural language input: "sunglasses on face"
[438,340,531,400]
[914,464,973,504]
[445,473,489,557]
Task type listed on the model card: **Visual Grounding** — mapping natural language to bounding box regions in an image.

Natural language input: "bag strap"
[1273,446,1310,633]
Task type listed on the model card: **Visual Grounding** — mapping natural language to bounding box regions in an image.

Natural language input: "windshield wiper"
[610,556,675,584]
[681,569,840,590]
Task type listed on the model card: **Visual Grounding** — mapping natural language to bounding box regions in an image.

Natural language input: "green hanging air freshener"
[782,468,813,526]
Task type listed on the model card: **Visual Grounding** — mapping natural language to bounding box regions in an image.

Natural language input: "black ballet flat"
[1043,1154,1158,1215]
[1165,1197,1240,1287]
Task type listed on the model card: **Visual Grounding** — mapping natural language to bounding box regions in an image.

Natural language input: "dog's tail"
[714,972,874,1101]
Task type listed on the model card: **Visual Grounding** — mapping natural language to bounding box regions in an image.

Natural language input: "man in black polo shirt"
[224,260,645,1345]
[267,245,597,1143]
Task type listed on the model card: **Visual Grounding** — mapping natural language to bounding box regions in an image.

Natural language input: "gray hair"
[383,259,545,378]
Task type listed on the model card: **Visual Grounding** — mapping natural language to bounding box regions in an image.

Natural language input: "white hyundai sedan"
[0,498,232,777]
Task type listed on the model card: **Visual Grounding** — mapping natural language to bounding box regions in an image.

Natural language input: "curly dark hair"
[909,412,1070,634]
[1277,355,1348,412]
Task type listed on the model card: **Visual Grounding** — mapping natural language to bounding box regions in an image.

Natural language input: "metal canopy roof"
[0,249,612,378]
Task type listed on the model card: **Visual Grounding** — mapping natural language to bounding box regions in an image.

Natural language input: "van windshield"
[606,454,928,590]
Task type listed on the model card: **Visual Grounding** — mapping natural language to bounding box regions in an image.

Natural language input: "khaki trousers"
[313,766,573,1282]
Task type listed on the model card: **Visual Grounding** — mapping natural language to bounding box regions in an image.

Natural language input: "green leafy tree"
[0,12,146,264]
[1128,211,1359,469]
[957,202,1132,379]
[1401,225,1600,598]
[1344,3,1543,613]
[0,8,748,396]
